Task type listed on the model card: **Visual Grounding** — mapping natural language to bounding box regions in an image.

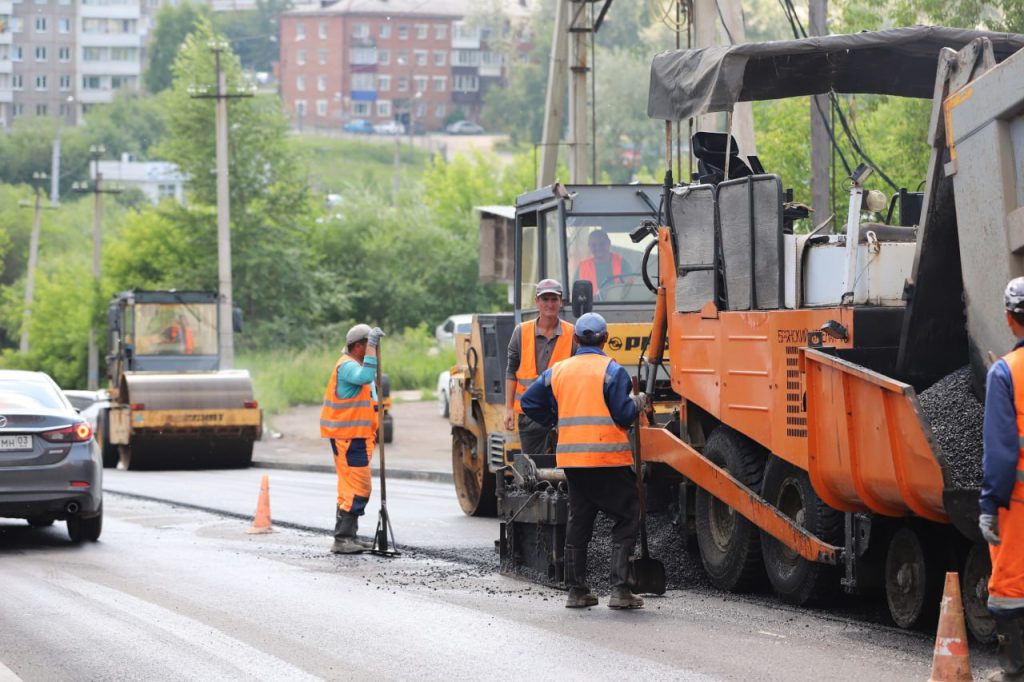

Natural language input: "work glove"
[980,513,1001,546]
[368,327,386,348]
[631,392,651,414]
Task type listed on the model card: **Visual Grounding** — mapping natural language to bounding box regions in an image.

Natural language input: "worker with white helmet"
[981,276,1024,681]
[320,323,385,554]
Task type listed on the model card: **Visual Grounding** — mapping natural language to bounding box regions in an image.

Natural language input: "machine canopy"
[647,26,1024,120]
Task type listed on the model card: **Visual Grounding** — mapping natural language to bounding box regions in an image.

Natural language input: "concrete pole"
[568,21,589,183]
[809,0,830,225]
[392,133,401,205]
[719,0,756,159]
[50,132,60,204]
[214,48,235,370]
[538,0,568,188]
[20,190,42,354]
[87,168,102,390]
[694,0,717,136]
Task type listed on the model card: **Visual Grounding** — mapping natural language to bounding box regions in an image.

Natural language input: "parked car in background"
[435,314,473,347]
[63,389,117,468]
[437,370,451,418]
[374,120,406,135]
[0,370,103,542]
[343,118,374,134]
[445,120,485,135]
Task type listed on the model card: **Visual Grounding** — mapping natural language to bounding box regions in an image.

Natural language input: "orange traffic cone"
[246,474,273,535]
[928,571,972,682]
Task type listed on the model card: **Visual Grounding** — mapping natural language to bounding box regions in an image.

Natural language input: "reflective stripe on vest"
[319,354,378,440]
[578,253,623,295]
[513,319,574,414]
[550,353,632,468]
[989,348,1024,603]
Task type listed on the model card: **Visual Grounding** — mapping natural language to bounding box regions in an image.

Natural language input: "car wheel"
[438,388,449,418]
[383,414,394,444]
[67,505,103,543]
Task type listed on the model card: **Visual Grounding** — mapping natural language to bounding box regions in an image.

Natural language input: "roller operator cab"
[101,290,262,470]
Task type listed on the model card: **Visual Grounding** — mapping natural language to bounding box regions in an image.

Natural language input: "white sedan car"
[437,371,451,418]
[374,120,406,135]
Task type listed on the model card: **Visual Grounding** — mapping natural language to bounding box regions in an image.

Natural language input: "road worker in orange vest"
[503,279,576,455]
[982,277,1024,681]
[320,323,385,554]
[521,312,650,609]
[575,229,630,298]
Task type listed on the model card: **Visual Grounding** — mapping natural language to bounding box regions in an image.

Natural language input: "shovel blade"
[628,557,666,595]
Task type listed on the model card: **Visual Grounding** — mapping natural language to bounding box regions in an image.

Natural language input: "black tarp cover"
[648,26,1024,120]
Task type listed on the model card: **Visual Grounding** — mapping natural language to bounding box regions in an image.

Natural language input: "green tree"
[81,91,170,160]
[215,0,288,72]
[144,1,210,94]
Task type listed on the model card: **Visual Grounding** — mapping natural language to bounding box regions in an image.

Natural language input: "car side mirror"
[571,280,593,318]
[233,307,243,333]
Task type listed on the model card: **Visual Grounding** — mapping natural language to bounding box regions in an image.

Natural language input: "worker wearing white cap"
[320,322,385,554]
[504,279,576,455]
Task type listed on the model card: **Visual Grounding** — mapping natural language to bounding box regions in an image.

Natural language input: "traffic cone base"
[928,571,972,682]
[246,474,273,534]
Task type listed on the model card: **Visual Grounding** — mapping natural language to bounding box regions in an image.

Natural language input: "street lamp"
[19,171,53,353]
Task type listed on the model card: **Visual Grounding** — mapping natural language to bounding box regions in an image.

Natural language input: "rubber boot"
[331,509,371,554]
[988,616,1024,682]
[607,543,644,610]
[563,545,598,608]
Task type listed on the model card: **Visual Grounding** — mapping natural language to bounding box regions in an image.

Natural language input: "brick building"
[278,0,531,132]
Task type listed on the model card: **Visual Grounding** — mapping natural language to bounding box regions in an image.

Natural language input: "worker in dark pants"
[522,312,648,609]
[981,277,1024,681]
[504,279,575,455]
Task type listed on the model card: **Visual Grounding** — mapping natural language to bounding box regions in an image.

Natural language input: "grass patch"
[237,326,454,416]
[293,133,431,194]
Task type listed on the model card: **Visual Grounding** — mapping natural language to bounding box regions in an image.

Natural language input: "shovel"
[628,381,665,595]
[369,340,400,558]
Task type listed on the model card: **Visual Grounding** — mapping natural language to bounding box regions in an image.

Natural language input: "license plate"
[0,435,32,451]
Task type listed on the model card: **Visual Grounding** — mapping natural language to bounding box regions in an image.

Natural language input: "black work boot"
[331,509,371,554]
[608,543,644,610]
[563,545,598,608]
[988,616,1024,682]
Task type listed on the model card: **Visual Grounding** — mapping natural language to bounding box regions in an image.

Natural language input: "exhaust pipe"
[65,501,80,514]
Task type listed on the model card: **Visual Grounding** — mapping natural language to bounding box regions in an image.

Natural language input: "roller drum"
[121,370,254,409]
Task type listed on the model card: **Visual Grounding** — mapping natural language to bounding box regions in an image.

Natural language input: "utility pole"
[809,0,830,225]
[567,2,589,183]
[189,41,252,370]
[73,146,121,390]
[538,0,568,188]
[19,171,57,354]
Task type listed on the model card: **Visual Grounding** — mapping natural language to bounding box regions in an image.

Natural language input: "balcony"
[0,2,12,14]
[80,3,140,19]
[0,89,11,103]
[0,60,11,74]
[79,61,140,76]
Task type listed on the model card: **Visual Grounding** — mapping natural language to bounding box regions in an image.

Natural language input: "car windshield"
[0,379,65,409]
[65,394,96,411]
[566,214,657,304]
[456,323,471,333]
[131,303,219,356]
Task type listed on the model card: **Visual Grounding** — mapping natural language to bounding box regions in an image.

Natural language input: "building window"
[482,51,503,67]
[414,50,426,66]
[349,47,376,65]
[376,100,390,117]
[353,101,369,116]
[414,76,427,93]
[377,74,390,91]
[59,75,71,90]
[83,47,104,61]
[158,184,176,199]
[59,103,72,117]
[318,48,326,65]
[9,17,21,32]
[11,46,22,61]
[34,16,47,32]
[379,22,390,38]
[397,76,408,92]
[35,75,46,90]
[36,104,47,116]
[377,49,389,65]
[397,24,408,40]
[111,76,133,89]
[58,46,70,61]
[395,49,407,66]
[11,74,22,90]
[296,75,305,91]
[433,50,446,67]
[318,21,326,39]
[434,102,445,118]
[432,76,446,92]
[316,99,327,116]
[316,75,326,92]
[351,72,373,90]
[296,49,305,65]
[13,104,23,117]
[58,17,70,32]
[433,24,446,40]
[454,50,481,67]
[34,46,46,61]
[82,75,101,90]
[453,74,479,92]
[352,23,368,39]
[111,47,136,61]
[295,22,305,40]
[0,46,7,60]
[295,100,306,116]
[415,24,427,39]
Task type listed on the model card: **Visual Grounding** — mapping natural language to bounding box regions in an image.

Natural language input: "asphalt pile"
[917,365,984,489]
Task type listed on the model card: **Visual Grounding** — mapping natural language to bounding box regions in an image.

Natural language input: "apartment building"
[278,0,531,132]
[0,0,145,127]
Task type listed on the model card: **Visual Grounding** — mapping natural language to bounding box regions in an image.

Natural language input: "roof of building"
[285,0,532,19]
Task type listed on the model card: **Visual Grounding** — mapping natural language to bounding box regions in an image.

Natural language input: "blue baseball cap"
[575,312,608,339]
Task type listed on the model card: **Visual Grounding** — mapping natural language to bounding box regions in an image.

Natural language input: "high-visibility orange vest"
[550,353,632,468]
[514,318,574,414]
[579,253,623,294]
[989,348,1024,609]
[320,354,378,440]
[183,327,194,355]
